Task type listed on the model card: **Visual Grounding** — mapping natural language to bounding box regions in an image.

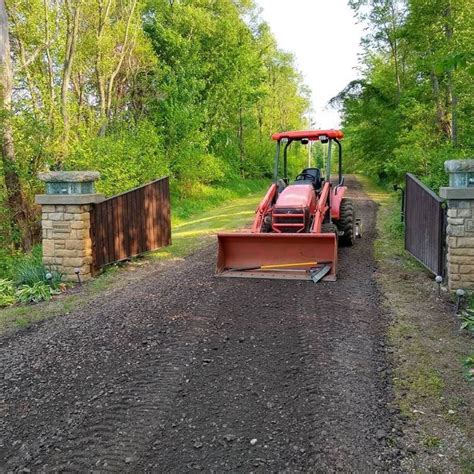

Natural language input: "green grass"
[171,178,268,220]
[358,174,473,469]
[0,180,269,335]
[151,192,265,260]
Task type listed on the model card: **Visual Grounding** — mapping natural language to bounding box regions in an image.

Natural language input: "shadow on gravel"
[0,177,402,472]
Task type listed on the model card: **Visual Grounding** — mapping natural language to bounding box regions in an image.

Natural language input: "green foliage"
[423,435,442,448]
[15,282,60,304]
[339,0,473,188]
[0,245,63,306]
[1,0,308,249]
[462,355,474,383]
[68,121,169,196]
[13,246,62,289]
[171,178,267,221]
[0,279,16,307]
[459,309,474,333]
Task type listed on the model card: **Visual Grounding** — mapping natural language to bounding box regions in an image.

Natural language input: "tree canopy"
[0,0,309,249]
[336,0,473,188]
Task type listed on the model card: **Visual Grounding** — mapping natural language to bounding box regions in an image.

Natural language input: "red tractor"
[216,129,356,282]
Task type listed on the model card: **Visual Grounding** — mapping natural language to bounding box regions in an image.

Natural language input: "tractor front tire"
[336,198,355,247]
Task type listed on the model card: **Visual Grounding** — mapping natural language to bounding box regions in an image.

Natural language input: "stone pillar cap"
[38,171,100,182]
[445,160,474,173]
[35,194,105,205]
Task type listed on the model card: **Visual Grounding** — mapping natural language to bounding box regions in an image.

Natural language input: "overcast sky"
[256,0,364,129]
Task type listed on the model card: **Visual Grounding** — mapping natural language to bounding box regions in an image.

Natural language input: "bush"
[0,278,16,307]
[13,246,62,289]
[459,309,474,333]
[463,355,474,383]
[15,282,60,304]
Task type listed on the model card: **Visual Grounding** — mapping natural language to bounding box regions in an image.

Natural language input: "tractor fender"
[330,185,347,221]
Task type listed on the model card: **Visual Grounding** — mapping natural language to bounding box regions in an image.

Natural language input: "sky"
[256,0,364,129]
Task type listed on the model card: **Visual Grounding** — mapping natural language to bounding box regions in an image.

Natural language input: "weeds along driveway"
[0,177,402,472]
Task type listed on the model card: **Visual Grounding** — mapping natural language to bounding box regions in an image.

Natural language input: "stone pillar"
[440,159,474,290]
[36,172,104,282]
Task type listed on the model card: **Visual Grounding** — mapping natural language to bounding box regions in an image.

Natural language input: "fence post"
[35,171,104,282]
[440,159,474,290]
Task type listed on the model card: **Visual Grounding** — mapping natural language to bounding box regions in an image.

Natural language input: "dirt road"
[1,178,401,472]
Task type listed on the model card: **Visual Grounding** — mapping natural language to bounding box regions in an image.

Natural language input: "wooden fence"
[90,177,171,270]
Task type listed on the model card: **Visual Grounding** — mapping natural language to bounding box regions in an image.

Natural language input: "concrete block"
[448,263,459,273]
[459,265,474,274]
[449,248,474,256]
[447,209,458,218]
[54,249,85,258]
[447,225,465,237]
[447,200,471,209]
[447,217,464,225]
[62,257,86,267]
[447,255,468,264]
[42,240,55,256]
[36,194,105,205]
[458,209,472,218]
[65,239,85,251]
[48,212,64,221]
[69,221,85,230]
[454,237,474,248]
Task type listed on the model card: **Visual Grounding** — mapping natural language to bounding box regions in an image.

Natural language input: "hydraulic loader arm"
[310,181,331,233]
[252,183,277,233]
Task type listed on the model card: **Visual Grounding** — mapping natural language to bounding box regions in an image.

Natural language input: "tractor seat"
[294,168,322,189]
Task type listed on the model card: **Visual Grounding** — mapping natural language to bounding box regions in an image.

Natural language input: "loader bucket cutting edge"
[216,232,337,281]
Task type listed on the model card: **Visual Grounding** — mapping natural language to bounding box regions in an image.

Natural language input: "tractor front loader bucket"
[216,232,337,281]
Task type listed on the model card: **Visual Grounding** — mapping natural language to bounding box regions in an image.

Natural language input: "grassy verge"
[0,180,268,336]
[357,175,473,472]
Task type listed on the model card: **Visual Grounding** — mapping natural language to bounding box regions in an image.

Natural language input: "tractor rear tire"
[337,198,355,247]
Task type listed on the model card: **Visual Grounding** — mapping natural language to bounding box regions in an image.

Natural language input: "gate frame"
[404,173,447,277]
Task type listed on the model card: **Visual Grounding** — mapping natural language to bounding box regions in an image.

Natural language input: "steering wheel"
[296,173,315,182]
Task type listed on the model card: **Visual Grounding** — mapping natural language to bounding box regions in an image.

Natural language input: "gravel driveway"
[1,177,401,472]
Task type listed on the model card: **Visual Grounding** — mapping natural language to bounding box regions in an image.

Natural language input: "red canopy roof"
[271,129,344,141]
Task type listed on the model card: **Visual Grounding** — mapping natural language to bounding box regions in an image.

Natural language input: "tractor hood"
[275,184,315,209]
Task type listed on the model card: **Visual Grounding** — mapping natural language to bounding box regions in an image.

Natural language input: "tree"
[0,0,31,249]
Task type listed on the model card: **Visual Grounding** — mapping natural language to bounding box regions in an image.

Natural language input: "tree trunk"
[44,0,56,124]
[444,1,457,146]
[0,0,32,250]
[104,0,137,120]
[430,70,451,140]
[96,0,111,135]
[61,1,80,147]
[238,106,245,178]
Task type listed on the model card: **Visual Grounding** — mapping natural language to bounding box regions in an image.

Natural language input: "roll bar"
[273,137,344,186]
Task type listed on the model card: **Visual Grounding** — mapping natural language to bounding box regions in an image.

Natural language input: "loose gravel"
[1,177,402,472]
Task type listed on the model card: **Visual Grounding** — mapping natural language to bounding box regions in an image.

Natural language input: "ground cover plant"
[0,245,64,307]
[359,175,473,472]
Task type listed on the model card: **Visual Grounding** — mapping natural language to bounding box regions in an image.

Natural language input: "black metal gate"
[405,173,446,276]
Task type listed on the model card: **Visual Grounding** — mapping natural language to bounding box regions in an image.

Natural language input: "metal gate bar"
[405,173,446,276]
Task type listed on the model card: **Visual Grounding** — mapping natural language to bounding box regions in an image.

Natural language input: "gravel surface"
[1,177,402,472]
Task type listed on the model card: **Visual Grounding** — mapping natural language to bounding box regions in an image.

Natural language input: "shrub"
[14,247,63,289]
[15,282,60,304]
[459,309,474,333]
[0,278,16,307]
[463,355,474,383]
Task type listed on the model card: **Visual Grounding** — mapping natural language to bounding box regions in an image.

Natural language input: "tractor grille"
[272,208,307,233]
